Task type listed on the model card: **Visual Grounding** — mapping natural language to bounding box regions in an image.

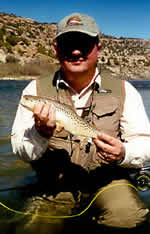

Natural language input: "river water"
[0,79,150,233]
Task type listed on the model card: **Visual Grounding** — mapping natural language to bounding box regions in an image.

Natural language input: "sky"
[0,0,150,39]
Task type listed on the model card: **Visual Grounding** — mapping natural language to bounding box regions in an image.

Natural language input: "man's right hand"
[33,103,56,138]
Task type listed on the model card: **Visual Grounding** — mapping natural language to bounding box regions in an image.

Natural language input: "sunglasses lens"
[57,33,97,58]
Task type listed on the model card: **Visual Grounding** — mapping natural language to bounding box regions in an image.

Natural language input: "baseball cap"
[56,13,101,39]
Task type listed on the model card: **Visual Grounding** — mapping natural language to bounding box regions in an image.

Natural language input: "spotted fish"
[20,95,99,138]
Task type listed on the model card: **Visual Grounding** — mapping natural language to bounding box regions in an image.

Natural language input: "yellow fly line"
[0,183,137,219]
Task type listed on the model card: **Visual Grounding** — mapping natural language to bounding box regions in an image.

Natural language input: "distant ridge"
[0,12,149,79]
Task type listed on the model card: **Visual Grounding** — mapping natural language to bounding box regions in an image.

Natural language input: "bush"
[7,22,17,28]
[6,55,20,63]
[17,28,24,36]
[17,48,24,56]
[0,40,4,47]
[0,40,12,53]
[47,48,56,58]
[107,58,111,66]
[0,32,3,41]
[144,60,150,66]
[4,42,12,53]
[39,26,44,32]
[101,56,105,62]
[28,31,36,39]
[114,57,120,65]
[0,25,6,41]
[6,35,19,46]
[20,37,30,46]
[38,45,47,55]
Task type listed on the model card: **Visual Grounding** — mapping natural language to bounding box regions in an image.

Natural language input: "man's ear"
[97,42,102,51]
[97,42,101,58]
[52,42,58,57]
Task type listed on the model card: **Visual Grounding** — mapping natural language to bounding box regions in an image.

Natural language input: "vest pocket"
[92,103,117,119]
[48,136,72,152]
[90,99,120,138]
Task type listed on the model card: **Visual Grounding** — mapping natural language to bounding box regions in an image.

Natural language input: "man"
[11,13,150,232]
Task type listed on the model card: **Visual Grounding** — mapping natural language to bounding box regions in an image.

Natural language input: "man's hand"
[33,103,56,138]
[93,132,125,164]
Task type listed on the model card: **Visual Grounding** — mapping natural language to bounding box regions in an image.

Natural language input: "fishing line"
[0,183,137,219]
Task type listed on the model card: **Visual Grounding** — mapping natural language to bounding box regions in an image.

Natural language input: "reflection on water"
[0,79,150,233]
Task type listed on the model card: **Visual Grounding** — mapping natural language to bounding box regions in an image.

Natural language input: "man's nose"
[72,49,82,56]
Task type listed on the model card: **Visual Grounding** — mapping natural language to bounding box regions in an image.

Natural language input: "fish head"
[20,95,38,111]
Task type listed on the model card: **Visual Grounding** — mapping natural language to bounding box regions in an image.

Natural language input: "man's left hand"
[93,132,125,164]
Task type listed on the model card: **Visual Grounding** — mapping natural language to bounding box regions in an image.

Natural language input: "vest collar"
[55,67,101,96]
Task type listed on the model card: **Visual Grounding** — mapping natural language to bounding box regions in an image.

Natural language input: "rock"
[0,49,6,63]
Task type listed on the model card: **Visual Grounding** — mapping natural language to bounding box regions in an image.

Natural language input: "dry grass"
[0,62,60,78]
[0,62,148,80]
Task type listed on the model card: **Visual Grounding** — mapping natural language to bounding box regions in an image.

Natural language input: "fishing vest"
[36,69,125,171]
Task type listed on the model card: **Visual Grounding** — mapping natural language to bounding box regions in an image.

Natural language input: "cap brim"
[55,28,98,39]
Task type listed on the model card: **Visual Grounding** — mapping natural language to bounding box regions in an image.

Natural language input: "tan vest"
[36,69,125,170]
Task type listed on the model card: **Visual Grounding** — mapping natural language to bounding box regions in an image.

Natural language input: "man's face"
[55,32,101,74]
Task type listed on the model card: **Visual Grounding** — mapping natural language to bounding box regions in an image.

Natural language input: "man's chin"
[68,64,88,73]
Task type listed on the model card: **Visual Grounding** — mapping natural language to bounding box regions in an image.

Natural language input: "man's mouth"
[67,56,86,64]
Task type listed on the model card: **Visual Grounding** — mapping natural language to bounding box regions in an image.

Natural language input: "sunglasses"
[56,32,99,58]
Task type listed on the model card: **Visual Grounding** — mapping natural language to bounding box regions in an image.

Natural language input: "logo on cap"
[67,17,83,26]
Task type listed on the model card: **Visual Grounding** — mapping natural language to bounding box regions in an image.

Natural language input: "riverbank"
[0,76,36,80]
[0,66,150,81]
[0,75,150,81]
[0,62,150,80]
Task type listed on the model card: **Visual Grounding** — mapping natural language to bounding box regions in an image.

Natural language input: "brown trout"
[20,95,99,138]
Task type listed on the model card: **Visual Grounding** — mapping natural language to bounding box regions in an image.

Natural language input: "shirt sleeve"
[120,81,150,168]
[11,80,49,162]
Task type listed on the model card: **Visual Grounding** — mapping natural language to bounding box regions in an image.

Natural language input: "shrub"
[0,40,4,47]
[144,60,150,66]
[20,37,30,46]
[114,57,120,65]
[6,55,20,63]
[38,45,47,55]
[28,31,36,38]
[6,35,19,46]
[47,48,56,58]
[0,41,13,53]
[17,48,24,56]
[4,42,12,53]
[107,58,111,66]
[17,27,24,36]
[0,25,6,41]
[39,26,44,32]
[7,22,17,28]
[101,56,105,62]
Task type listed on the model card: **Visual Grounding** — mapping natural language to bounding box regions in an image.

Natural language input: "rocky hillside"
[0,12,150,79]
[0,12,57,65]
[100,38,150,79]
